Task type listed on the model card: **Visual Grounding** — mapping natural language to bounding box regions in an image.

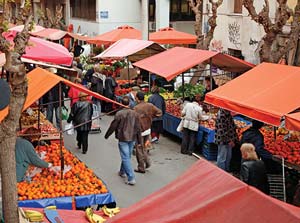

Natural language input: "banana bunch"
[24,210,44,222]
[102,206,121,218]
[85,207,106,223]
[45,205,57,210]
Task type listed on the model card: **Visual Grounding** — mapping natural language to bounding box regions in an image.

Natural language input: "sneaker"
[125,179,136,185]
[151,137,158,143]
[134,169,145,173]
[118,172,126,178]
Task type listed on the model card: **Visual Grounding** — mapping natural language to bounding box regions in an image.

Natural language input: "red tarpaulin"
[95,39,165,62]
[9,24,45,33]
[108,159,300,223]
[87,25,142,45]
[0,68,124,123]
[3,31,73,66]
[149,27,197,44]
[205,63,300,126]
[285,112,300,131]
[133,47,254,81]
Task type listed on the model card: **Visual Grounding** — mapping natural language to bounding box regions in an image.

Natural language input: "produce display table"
[163,113,215,143]
[18,192,115,210]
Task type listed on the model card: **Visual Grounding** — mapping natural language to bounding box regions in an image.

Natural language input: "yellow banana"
[45,205,57,210]
[86,207,106,223]
[106,207,120,215]
[102,206,114,217]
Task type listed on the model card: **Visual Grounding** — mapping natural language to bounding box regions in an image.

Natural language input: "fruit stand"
[0,68,122,210]
[18,143,115,209]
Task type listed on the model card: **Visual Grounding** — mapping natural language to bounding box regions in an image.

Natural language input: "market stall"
[87,25,142,45]
[0,68,124,209]
[133,46,255,159]
[107,159,300,223]
[149,27,197,45]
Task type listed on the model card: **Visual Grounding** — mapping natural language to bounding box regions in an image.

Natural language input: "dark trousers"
[136,135,151,171]
[76,130,89,153]
[181,128,197,154]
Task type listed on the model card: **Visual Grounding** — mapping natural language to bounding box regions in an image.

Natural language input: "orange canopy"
[149,27,197,44]
[205,63,300,126]
[87,25,142,45]
[133,47,254,81]
[285,112,300,131]
[0,68,123,123]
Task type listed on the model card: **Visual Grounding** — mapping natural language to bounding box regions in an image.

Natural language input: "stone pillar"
[64,0,70,25]
[141,0,149,40]
[155,0,170,31]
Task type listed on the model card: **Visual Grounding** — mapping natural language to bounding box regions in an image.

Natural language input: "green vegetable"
[174,83,204,99]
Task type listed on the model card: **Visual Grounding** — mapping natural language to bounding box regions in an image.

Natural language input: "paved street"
[63,115,196,208]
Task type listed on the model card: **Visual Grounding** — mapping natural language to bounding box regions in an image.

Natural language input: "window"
[234,0,243,14]
[70,0,96,21]
[170,0,198,21]
[149,0,155,22]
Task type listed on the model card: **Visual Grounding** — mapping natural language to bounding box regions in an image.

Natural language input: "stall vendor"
[15,137,52,182]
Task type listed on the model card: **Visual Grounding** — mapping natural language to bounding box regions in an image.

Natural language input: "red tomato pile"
[237,127,300,166]
[17,143,108,201]
[166,101,181,117]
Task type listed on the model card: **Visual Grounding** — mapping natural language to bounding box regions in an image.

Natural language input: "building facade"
[30,0,296,64]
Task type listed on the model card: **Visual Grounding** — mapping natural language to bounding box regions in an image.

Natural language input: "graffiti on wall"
[228,22,241,49]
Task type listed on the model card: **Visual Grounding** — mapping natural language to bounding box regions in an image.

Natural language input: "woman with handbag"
[67,92,93,154]
[180,97,205,155]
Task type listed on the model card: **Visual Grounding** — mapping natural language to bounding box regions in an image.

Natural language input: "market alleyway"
[63,115,196,208]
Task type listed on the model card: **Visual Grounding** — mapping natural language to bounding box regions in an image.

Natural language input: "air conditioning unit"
[149,21,156,31]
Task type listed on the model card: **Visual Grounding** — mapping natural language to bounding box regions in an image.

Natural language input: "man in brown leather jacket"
[105,96,142,185]
[134,91,162,173]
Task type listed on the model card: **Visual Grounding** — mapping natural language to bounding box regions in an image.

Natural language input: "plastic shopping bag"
[61,106,69,120]
[64,123,74,135]
[176,119,184,132]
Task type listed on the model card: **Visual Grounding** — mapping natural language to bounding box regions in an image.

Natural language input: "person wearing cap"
[126,86,140,109]
[67,92,93,154]
[241,119,279,173]
[134,91,162,173]
[148,86,166,143]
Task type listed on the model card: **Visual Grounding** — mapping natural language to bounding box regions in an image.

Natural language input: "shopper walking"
[134,91,162,173]
[90,64,106,114]
[67,92,93,154]
[103,73,117,112]
[43,83,64,130]
[180,97,205,155]
[148,86,166,143]
[105,96,142,185]
[215,108,238,172]
[126,86,140,109]
[240,143,270,194]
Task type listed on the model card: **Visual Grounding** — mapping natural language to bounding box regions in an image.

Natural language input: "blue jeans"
[217,144,232,172]
[118,141,135,181]
[46,104,61,130]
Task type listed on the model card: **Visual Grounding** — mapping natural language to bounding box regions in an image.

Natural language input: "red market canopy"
[205,63,300,126]
[2,31,73,66]
[9,24,45,33]
[133,47,254,81]
[95,39,165,62]
[285,112,300,131]
[32,28,89,41]
[108,159,300,223]
[149,27,197,44]
[0,68,124,123]
[87,25,142,45]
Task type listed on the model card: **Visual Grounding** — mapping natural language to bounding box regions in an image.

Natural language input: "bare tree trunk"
[243,0,300,63]
[188,0,223,85]
[0,5,32,221]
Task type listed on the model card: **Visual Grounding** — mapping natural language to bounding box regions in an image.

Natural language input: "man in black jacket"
[241,120,279,173]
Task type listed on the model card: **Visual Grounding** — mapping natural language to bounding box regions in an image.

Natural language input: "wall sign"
[100,11,109,19]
